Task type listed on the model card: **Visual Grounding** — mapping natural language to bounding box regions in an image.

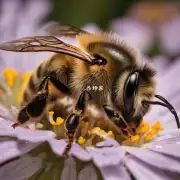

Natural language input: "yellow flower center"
[17,72,32,103]
[128,135,140,142]
[107,131,115,139]
[91,127,101,135]
[2,69,17,87]
[123,120,164,145]
[78,136,86,145]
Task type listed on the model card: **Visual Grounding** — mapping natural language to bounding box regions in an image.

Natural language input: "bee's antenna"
[142,95,180,129]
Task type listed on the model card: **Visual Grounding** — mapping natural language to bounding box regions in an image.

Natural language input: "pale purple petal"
[156,59,180,99]
[148,144,180,159]
[86,146,125,167]
[0,119,55,142]
[100,164,131,180]
[125,156,180,180]
[0,137,40,164]
[0,105,12,120]
[78,164,98,180]
[61,156,77,180]
[48,139,92,161]
[125,146,180,173]
[95,137,120,148]
[70,143,92,161]
[159,17,180,56]
[0,152,45,180]
[110,18,154,53]
[144,129,180,158]
[150,56,169,75]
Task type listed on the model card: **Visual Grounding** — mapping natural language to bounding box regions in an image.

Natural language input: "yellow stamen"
[150,128,158,135]
[36,123,44,129]
[85,122,89,126]
[152,120,164,131]
[22,72,32,89]
[107,131,115,139]
[48,111,57,125]
[136,122,150,134]
[56,117,64,125]
[81,121,86,126]
[51,120,57,126]
[99,129,105,135]
[17,72,32,103]
[129,135,140,142]
[145,132,153,142]
[17,91,23,103]
[2,68,17,87]
[91,127,100,135]
[49,111,54,117]
[78,136,86,145]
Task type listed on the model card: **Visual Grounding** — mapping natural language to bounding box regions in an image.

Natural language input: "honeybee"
[0,24,179,157]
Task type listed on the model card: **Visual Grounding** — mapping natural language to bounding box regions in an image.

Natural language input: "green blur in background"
[49,0,137,29]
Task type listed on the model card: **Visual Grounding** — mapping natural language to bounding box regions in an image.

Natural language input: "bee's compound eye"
[124,72,139,114]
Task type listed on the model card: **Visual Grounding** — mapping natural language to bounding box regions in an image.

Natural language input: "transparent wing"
[45,23,89,37]
[0,36,93,64]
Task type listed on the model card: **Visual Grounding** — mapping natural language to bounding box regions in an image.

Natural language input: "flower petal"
[48,139,92,161]
[0,137,40,164]
[125,146,180,173]
[143,129,180,158]
[125,156,180,180]
[99,164,131,180]
[70,143,92,161]
[86,146,125,168]
[61,156,77,180]
[0,118,55,142]
[0,153,45,180]
[95,137,120,148]
[78,164,98,180]
[147,129,180,145]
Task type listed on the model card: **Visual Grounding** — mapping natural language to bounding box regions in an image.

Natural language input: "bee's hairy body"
[21,33,155,134]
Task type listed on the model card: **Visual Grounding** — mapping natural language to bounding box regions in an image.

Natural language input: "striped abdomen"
[21,53,72,106]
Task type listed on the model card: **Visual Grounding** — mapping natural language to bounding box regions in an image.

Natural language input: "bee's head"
[104,64,156,131]
[78,32,180,131]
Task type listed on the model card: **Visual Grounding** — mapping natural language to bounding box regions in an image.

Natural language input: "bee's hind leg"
[63,90,91,157]
[12,76,50,128]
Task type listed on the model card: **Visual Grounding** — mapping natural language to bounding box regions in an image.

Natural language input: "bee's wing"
[44,23,89,37]
[0,36,93,64]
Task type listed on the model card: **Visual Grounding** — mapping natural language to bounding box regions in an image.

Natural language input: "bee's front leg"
[63,90,91,157]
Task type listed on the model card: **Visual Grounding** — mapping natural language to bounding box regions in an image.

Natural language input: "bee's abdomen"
[21,53,72,106]
[21,56,52,106]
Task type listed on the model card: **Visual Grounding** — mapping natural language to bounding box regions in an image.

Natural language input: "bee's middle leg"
[63,90,91,157]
